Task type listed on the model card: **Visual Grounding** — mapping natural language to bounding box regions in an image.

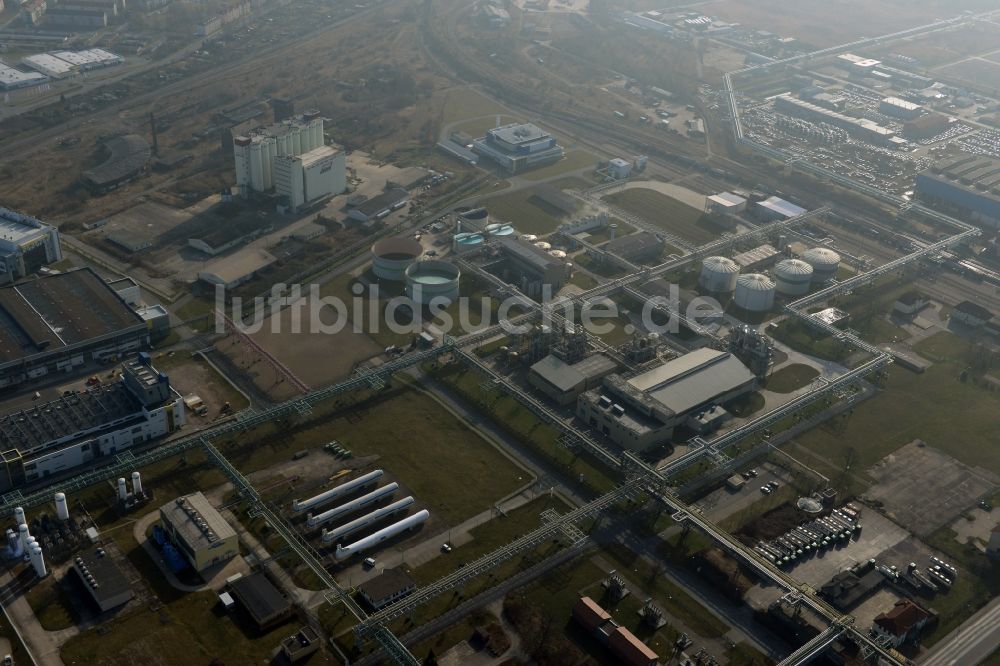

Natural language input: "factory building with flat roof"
[0,354,185,491]
[0,267,151,391]
[577,348,756,450]
[529,353,617,406]
[233,112,326,196]
[0,208,62,283]
[916,154,1000,229]
[495,236,568,300]
[471,123,564,173]
[159,491,238,573]
[73,549,134,612]
[273,144,346,212]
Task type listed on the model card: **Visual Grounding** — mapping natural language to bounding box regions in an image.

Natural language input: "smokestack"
[54,493,69,521]
[150,112,158,156]
[132,471,143,498]
[117,478,128,502]
[610,223,618,240]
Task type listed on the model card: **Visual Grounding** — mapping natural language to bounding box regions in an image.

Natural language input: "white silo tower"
[54,493,69,521]
[14,507,25,528]
[801,247,841,282]
[699,256,740,293]
[132,471,143,497]
[773,259,814,296]
[734,273,776,312]
[29,544,46,577]
[117,478,128,502]
[17,524,29,555]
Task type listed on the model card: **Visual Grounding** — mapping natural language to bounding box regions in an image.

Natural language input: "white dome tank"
[534,241,552,251]
[521,234,538,242]
[734,273,775,312]
[699,256,740,293]
[773,259,814,296]
[405,260,461,304]
[549,250,567,259]
[801,247,841,282]
[371,237,422,281]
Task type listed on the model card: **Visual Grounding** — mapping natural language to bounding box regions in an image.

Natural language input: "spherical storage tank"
[773,258,814,296]
[371,238,422,281]
[549,250,567,259]
[734,273,775,312]
[406,260,461,304]
[800,247,841,282]
[534,241,552,251]
[453,232,485,253]
[699,256,740,293]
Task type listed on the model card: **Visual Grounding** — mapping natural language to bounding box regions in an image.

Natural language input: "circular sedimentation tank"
[371,237,422,281]
[457,207,489,230]
[734,273,775,312]
[452,232,485,253]
[405,260,461,304]
[773,258,814,296]
[801,247,841,282]
[699,256,740,293]
[486,223,516,237]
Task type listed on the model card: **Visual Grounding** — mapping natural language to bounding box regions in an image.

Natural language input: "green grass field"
[441,88,509,126]
[517,151,598,182]
[765,364,819,393]
[479,187,578,235]
[603,189,716,244]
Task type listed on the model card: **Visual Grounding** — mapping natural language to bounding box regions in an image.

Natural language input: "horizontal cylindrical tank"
[321,496,415,544]
[334,510,430,561]
[801,247,841,282]
[734,273,775,312]
[14,507,25,527]
[132,471,143,497]
[117,478,128,502]
[306,483,399,528]
[773,259,814,296]
[452,232,485,254]
[372,238,423,281]
[699,256,740,293]
[293,470,384,513]
[405,260,460,305]
[54,493,69,521]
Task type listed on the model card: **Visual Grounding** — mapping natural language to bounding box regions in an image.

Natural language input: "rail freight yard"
[0,0,999,665]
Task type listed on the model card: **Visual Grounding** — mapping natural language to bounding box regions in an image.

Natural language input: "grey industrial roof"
[530,354,616,392]
[357,568,416,604]
[83,134,150,188]
[0,383,143,453]
[627,348,755,415]
[603,231,662,258]
[0,268,145,364]
[74,549,131,606]
[489,123,549,145]
[500,236,563,271]
[353,188,409,217]
[160,492,236,552]
[229,573,291,626]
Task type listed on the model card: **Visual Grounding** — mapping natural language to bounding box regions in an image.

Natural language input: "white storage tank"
[734,273,776,312]
[520,234,538,243]
[801,247,841,282]
[549,250,567,259]
[773,258,814,296]
[372,237,423,281]
[54,493,69,521]
[534,241,552,251]
[457,207,489,231]
[405,260,461,304]
[699,256,740,293]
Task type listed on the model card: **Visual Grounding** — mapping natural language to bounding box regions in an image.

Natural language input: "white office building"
[0,208,62,283]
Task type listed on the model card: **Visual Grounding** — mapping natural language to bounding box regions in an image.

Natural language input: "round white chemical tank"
[699,256,740,293]
[372,237,423,281]
[734,273,776,312]
[520,234,538,242]
[773,259,814,296]
[405,260,461,304]
[549,250,567,259]
[801,247,841,282]
[458,207,489,230]
[534,241,552,251]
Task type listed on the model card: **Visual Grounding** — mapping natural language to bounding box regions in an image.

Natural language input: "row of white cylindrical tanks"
[292,469,429,561]
[698,247,842,312]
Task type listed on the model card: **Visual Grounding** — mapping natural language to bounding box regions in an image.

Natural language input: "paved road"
[919,597,1000,666]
